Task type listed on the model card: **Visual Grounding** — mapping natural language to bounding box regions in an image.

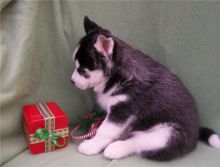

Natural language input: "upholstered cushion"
[1,1,219,166]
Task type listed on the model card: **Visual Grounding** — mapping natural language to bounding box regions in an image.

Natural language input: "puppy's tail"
[199,127,220,149]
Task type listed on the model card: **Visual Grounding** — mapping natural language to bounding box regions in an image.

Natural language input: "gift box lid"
[23,102,68,134]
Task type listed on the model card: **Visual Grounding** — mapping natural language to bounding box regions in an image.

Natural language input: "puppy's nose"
[70,79,75,84]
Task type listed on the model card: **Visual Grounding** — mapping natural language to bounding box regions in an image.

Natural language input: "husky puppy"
[71,16,220,161]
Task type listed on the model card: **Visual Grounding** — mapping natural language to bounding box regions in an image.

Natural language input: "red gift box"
[23,102,68,154]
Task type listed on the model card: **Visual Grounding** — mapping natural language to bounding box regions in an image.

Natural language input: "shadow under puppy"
[71,16,220,161]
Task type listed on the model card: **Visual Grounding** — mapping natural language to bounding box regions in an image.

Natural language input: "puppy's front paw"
[78,139,103,155]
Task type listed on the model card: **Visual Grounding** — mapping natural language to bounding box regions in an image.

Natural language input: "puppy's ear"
[84,16,100,34]
[94,35,114,56]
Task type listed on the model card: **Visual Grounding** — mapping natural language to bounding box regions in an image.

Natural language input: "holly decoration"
[71,108,106,141]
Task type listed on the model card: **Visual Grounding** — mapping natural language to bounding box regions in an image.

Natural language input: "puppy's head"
[71,16,114,90]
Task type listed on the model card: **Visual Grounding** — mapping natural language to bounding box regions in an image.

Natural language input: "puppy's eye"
[77,67,86,74]
[77,68,89,78]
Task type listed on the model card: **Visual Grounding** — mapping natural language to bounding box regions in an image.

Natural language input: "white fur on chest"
[96,86,128,113]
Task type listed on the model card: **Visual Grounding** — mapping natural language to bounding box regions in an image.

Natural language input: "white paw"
[78,139,103,155]
[104,141,133,159]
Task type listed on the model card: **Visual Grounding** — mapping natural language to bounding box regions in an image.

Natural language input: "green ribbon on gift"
[34,128,66,147]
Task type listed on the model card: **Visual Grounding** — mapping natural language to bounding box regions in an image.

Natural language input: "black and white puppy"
[71,16,220,161]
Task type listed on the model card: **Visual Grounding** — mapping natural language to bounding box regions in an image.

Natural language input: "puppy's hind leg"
[104,123,173,159]
[104,139,136,159]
